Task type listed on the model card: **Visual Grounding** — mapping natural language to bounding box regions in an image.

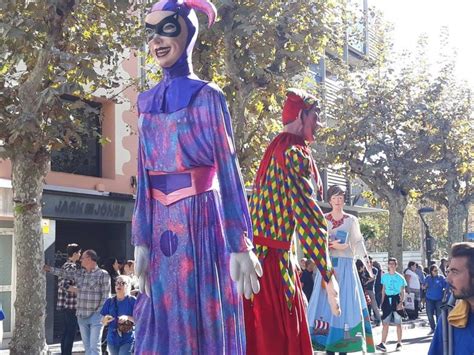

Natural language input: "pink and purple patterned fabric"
[132,82,253,353]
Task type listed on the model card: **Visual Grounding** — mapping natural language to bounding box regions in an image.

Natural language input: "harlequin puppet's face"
[301,107,321,143]
[145,11,189,68]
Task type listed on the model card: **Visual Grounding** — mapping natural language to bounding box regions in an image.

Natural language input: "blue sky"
[374,0,474,89]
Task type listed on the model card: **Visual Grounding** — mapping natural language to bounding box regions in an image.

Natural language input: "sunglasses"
[116,281,127,286]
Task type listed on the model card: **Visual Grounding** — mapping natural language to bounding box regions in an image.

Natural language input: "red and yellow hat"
[281,88,319,125]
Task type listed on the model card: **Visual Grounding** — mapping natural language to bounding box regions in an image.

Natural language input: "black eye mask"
[145,12,181,42]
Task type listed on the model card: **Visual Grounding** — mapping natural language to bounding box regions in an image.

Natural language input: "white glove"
[325,276,341,316]
[134,245,151,297]
[230,251,263,300]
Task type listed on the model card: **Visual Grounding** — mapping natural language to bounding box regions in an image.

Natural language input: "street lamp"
[418,207,436,266]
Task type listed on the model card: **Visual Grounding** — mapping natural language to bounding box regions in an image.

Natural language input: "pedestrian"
[415,263,426,310]
[56,243,81,355]
[0,301,4,345]
[404,261,421,319]
[428,242,474,355]
[100,275,136,355]
[101,257,121,353]
[440,258,449,277]
[244,89,340,355]
[301,259,315,302]
[44,249,110,355]
[307,185,374,354]
[300,257,308,271]
[122,260,139,296]
[373,260,383,308]
[423,264,447,334]
[365,256,382,326]
[103,257,121,295]
[132,1,262,353]
[376,257,407,352]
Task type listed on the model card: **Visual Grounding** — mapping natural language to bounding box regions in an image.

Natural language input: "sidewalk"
[46,341,85,355]
[0,311,430,354]
[0,338,85,355]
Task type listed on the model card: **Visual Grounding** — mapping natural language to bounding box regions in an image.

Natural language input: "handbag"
[113,297,134,335]
[396,308,408,319]
[404,292,415,310]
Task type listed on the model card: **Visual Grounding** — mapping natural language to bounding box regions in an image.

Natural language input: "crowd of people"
[299,250,463,353]
[45,240,474,354]
[44,244,139,355]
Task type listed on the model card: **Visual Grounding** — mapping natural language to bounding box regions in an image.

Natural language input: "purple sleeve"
[209,89,253,253]
[132,138,153,247]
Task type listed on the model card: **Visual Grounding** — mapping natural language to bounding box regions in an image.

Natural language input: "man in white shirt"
[405,261,421,317]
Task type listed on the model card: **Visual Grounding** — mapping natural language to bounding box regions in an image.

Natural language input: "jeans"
[375,289,382,308]
[60,309,78,355]
[108,341,133,355]
[426,298,443,330]
[77,311,104,355]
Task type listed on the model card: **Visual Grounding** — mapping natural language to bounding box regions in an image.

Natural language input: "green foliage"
[189,0,348,183]
[359,212,389,251]
[359,203,449,255]
[316,29,472,205]
[0,0,142,158]
[317,24,472,256]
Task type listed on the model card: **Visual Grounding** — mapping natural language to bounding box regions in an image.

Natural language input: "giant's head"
[145,0,217,69]
[282,88,321,142]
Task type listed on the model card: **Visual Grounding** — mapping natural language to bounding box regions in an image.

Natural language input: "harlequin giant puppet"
[244,89,341,355]
[132,0,262,353]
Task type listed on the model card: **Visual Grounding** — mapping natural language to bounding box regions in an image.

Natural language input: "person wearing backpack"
[101,275,136,355]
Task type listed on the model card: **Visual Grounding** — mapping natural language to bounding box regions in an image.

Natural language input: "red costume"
[244,90,333,354]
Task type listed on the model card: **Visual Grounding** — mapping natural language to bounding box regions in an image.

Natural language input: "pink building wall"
[0,55,140,196]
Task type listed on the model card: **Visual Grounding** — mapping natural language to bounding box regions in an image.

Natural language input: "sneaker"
[376,343,387,352]
[396,342,403,351]
[428,329,435,335]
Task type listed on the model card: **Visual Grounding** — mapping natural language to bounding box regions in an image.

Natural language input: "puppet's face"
[329,194,345,210]
[301,107,321,142]
[146,11,188,68]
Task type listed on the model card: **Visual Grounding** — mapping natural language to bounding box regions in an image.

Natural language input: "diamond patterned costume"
[244,132,333,355]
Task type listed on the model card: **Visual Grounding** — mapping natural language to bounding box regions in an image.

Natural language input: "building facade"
[0,55,140,344]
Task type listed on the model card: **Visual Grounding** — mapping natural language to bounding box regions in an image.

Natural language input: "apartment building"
[0,55,140,344]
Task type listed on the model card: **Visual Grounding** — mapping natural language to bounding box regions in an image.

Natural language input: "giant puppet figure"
[244,89,341,355]
[132,1,262,353]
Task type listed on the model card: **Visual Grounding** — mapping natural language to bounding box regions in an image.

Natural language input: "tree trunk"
[387,196,408,272]
[447,199,468,245]
[9,149,50,355]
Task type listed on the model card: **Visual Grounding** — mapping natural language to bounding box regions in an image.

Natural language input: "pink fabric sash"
[149,167,217,206]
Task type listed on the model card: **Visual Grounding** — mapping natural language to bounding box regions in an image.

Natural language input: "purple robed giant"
[132,1,252,353]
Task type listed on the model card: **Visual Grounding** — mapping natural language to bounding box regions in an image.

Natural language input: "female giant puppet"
[132,1,262,353]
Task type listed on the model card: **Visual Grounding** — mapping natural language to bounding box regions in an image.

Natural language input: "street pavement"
[0,310,434,354]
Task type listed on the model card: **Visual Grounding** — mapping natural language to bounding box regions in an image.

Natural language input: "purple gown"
[132,82,252,354]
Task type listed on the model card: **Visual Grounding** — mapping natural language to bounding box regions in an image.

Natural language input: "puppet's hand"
[230,251,263,299]
[135,245,151,297]
[325,276,342,316]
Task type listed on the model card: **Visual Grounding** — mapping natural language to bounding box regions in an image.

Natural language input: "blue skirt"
[307,257,374,353]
